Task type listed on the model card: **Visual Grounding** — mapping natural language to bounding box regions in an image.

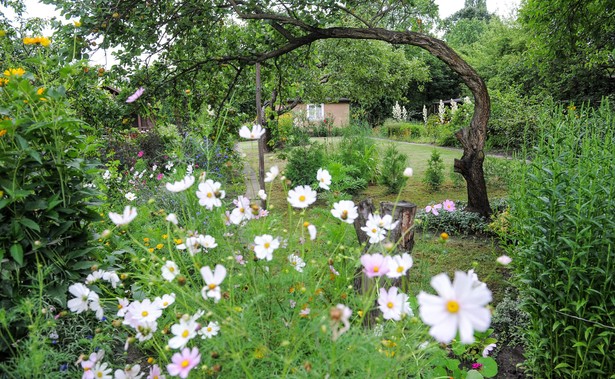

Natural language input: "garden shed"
[292,98,351,127]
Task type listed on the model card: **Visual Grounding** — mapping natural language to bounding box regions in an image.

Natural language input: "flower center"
[446,300,460,313]
[209,284,217,290]
[141,311,149,317]
[169,267,175,272]
[207,192,213,198]
[182,330,189,338]
[299,195,306,202]
[373,266,379,273]
[181,359,190,368]
[264,242,270,249]
[163,302,169,306]
[207,327,212,332]
[118,304,123,309]
[397,266,404,273]
[341,210,348,220]
[239,207,245,213]
[371,228,377,233]
[97,372,103,378]
[387,301,394,309]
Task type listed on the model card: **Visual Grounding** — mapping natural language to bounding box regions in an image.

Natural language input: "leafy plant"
[284,143,326,186]
[379,144,408,194]
[423,149,445,192]
[508,100,615,377]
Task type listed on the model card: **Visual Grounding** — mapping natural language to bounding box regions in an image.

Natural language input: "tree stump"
[352,199,417,325]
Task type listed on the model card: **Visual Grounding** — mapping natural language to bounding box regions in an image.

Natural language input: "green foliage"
[508,101,615,377]
[418,204,489,236]
[379,144,408,194]
[423,149,445,192]
[382,120,425,140]
[0,63,102,353]
[284,143,325,186]
[482,157,519,190]
[491,289,530,353]
[333,125,379,185]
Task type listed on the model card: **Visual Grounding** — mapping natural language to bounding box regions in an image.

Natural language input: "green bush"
[284,143,326,186]
[0,66,102,353]
[379,144,408,194]
[334,125,379,185]
[418,204,489,235]
[423,149,445,192]
[508,100,615,377]
[382,120,425,139]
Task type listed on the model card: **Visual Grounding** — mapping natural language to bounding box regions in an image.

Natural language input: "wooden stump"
[352,199,417,325]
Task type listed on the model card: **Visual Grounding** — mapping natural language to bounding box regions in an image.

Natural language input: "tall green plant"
[379,144,408,194]
[508,100,615,377]
[423,149,445,192]
[0,63,102,354]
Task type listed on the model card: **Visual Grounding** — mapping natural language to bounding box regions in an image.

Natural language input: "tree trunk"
[380,201,417,253]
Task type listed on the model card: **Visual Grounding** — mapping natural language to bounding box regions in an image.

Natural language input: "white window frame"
[306,103,325,122]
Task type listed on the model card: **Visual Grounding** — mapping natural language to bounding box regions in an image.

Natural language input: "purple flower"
[126,87,145,103]
[156,173,164,180]
[471,363,483,369]
[137,150,144,158]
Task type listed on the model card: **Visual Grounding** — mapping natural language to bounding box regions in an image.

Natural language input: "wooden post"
[380,201,417,253]
[255,63,266,209]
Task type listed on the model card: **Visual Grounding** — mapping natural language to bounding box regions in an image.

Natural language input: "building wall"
[291,103,350,127]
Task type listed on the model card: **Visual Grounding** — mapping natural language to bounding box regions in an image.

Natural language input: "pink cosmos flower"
[157,173,164,180]
[360,253,390,278]
[167,347,200,378]
[442,199,456,212]
[126,87,145,103]
[146,364,165,379]
[137,151,144,158]
[425,203,442,215]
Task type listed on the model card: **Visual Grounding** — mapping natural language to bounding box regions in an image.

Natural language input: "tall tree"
[49,0,493,216]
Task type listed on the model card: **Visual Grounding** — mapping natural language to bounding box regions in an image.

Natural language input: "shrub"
[379,144,408,194]
[0,65,102,353]
[417,203,488,235]
[334,125,379,184]
[284,143,326,186]
[382,120,425,139]
[423,149,445,192]
[508,100,615,377]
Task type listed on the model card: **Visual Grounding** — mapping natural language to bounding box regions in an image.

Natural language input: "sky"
[2,0,520,67]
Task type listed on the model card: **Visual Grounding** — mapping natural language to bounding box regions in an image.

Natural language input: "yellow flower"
[143,237,150,242]
[148,248,154,253]
[23,37,35,45]
[0,78,8,86]
[174,238,182,245]
[0,30,6,37]
[0,190,3,197]
[23,36,50,46]
[37,87,45,95]
[4,68,25,77]
[440,232,449,240]
[156,243,163,249]
[162,234,168,240]
[73,20,82,27]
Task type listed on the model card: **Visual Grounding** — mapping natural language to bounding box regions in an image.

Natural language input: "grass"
[238,137,510,299]
[238,137,508,209]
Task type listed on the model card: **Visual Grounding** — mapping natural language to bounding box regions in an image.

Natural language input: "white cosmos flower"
[196,179,225,210]
[229,196,253,225]
[162,260,179,282]
[85,270,104,285]
[288,254,306,272]
[199,321,220,339]
[117,298,130,317]
[154,293,176,309]
[307,224,317,240]
[168,317,199,349]
[331,304,352,341]
[199,234,217,250]
[166,174,195,192]
[102,170,111,180]
[371,214,398,231]
[67,283,99,314]
[417,271,492,344]
[258,189,267,200]
[287,185,317,209]
[123,299,163,328]
[109,206,138,226]
[331,200,358,224]
[361,218,386,244]
[403,167,413,177]
[264,166,279,182]
[125,192,137,201]
[166,213,178,225]
[114,364,142,379]
[200,264,227,303]
[377,286,411,321]
[254,234,280,261]
[386,253,414,279]
[91,362,112,379]
[176,236,202,255]
[496,255,512,265]
[134,320,157,342]
[316,168,332,190]
[239,123,266,139]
